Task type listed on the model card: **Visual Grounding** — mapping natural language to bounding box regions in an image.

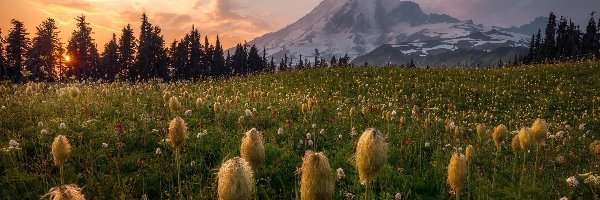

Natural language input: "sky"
[0,0,598,50]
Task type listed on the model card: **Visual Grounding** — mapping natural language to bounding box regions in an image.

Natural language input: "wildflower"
[300,151,334,199]
[395,193,402,200]
[196,130,208,139]
[356,128,388,184]
[185,109,192,117]
[312,124,317,129]
[8,139,21,150]
[555,131,564,138]
[338,134,343,140]
[240,128,265,172]
[579,123,586,131]
[190,161,196,167]
[277,127,284,135]
[350,127,357,136]
[448,153,468,197]
[319,129,325,135]
[142,194,148,200]
[1,106,5,110]
[155,148,162,155]
[245,109,253,117]
[217,157,254,200]
[306,133,312,139]
[559,197,568,200]
[344,192,355,198]
[41,129,48,135]
[307,139,314,147]
[566,176,579,187]
[59,123,66,129]
[336,168,345,181]
[38,122,44,128]
[101,143,108,148]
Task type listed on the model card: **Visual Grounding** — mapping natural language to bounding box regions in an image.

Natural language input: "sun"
[65,55,71,62]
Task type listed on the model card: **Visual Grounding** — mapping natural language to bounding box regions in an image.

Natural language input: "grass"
[1,61,600,199]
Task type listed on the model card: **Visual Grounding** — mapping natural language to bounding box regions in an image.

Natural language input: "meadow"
[1,61,600,199]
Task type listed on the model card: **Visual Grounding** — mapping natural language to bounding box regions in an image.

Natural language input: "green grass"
[1,61,600,199]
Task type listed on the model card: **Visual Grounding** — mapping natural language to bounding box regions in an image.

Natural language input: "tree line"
[513,11,600,65]
[0,13,351,83]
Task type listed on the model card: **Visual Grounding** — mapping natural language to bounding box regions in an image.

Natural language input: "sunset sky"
[0,0,598,50]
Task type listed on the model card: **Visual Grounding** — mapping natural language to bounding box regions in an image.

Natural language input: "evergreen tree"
[66,15,99,80]
[269,56,275,72]
[224,50,232,76]
[135,13,168,81]
[6,19,30,82]
[212,35,225,77]
[203,36,213,77]
[118,24,136,81]
[534,29,543,63]
[566,20,581,59]
[543,12,557,61]
[26,18,63,81]
[582,12,598,58]
[247,44,261,73]
[297,54,304,69]
[314,49,320,68]
[527,34,536,63]
[555,17,568,60]
[232,44,246,75]
[330,55,337,67]
[0,28,5,80]
[99,34,119,81]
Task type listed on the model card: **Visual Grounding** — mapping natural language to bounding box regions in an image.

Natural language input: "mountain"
[244,0,533,66]
[501,16,549,36]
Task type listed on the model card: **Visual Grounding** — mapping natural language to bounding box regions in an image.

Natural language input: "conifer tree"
[66,15,99,80]
[99,34,119,81]
[543,12,557,61]
[118,24,136,81]
[0,28,5,80]
[26,18,63,81]
[212,35,225,77]
[582,12,598,58]
[6,19,30,82]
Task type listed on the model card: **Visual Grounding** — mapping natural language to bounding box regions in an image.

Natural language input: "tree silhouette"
[99,34,119,81]
[118,24,136,81]
[6,19,30,82]
[66,15,99,80]
[26,18,63,81]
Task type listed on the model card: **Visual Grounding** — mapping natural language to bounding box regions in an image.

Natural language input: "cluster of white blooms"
[185,110,192,117]
[196,130,208,139]
[336,168,345,181]
[2,140,21,152]
[566,176,579,187]
[277,127,284,135]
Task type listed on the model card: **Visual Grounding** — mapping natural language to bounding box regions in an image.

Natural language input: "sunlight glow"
[65,55,71,62]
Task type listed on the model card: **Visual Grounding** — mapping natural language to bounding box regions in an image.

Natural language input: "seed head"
[217,157,254,200]
[355,128,388,184]
[301,151,334,200]
[240,128,265,172]
[168,117,188,149]
[51,135,72,166]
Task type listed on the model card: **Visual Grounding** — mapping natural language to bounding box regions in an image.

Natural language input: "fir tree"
[330,55,337,67]
[582,12,598,58]
[26,18,63,81]
[543,12,557,61]
[135,13,168,81]
[203,36,213,77]
[314,49,320,68]
[0,28,5,80]
[212,35,225,77]
[118,24,136,81]
[66,15,99,80]
[6,19,30,82]
[247,44,262,73]
[99,34,119,81]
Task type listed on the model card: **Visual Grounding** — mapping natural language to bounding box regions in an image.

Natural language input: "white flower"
[155,148,162,155]
[395,193,402,200]
[449,122,456,130]
[38,122,44,128]
[566,176,579,187]
[307,139,313,147]
[101,143,109,148]
[559,197,568,200]
[306,133,312,139]
[311,124,317,129]
[152,129,159,133]
[59,123,66,129]
[579,123,585,131]
[424,142,430,148]
[185,109,192,117]
[196,130,208,139]
[391,110,397,116]
[142,194,148,200]
[9,140,19,148]
[298,139,304,145]
[1,106,5,110]
[252,108,257,113]
[338,134,343,140]
[40,129,48,135]
[350,127,357,136]
[190,161,196,167]
[245,109,253,117]
[556,131,564,138]
[336,168,345,181]
[277,127,284,135]
[319,129,325,135]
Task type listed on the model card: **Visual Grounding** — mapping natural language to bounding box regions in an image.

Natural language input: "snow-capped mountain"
[245,0,535,65]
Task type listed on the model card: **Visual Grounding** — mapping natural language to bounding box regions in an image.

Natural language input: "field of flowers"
[1,61,600,199]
